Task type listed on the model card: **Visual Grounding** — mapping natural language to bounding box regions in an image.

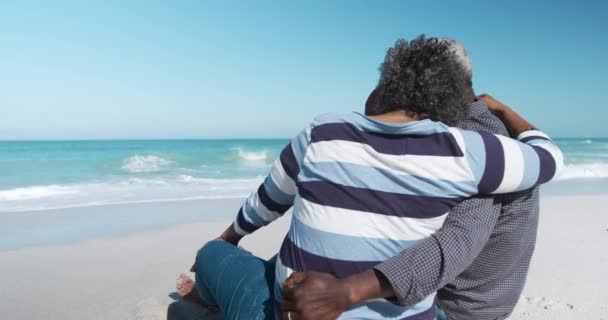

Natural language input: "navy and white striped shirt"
[233,112,563,320]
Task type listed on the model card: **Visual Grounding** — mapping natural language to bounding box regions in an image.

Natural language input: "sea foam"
[235,148,268,161]
[0,185,80,201]
[556,163,608,180]
[121,155,172,173]
[0,176,263,212]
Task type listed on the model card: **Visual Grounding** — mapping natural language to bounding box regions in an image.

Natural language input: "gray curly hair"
[375,35,473,125]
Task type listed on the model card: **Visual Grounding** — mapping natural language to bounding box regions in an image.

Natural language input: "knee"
[195,240,233,271]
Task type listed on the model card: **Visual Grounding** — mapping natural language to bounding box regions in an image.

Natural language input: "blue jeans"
[167,300,222,320]
[194,240,278,320]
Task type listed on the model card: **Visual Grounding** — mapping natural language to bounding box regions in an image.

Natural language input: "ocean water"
[0,140,285,212]
[0,138,607,250]
[1,138,608,213]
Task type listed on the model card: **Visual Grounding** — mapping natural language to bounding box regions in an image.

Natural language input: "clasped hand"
[280,271,354,320]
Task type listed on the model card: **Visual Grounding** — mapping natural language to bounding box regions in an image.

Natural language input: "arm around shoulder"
[473,94,564,194]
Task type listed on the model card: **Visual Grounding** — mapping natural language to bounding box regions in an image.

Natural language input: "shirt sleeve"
[374,196,501,306]
[457,129,565,194]
[233,127,311,236]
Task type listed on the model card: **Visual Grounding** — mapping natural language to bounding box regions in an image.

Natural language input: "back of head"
[364,86,386,116]
[439,38,473,82]
[376,35,473,125]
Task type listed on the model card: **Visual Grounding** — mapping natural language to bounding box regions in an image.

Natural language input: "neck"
[368,110,421,124]
[464,88,475,105]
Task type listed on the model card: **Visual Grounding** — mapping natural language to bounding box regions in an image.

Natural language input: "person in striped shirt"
[173,36,563,320]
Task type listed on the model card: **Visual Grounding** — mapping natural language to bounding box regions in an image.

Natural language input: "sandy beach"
[2,1,605,319]
[0,195,606,320]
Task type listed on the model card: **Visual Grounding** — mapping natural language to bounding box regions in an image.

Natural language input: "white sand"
[0,195,606,319]
[510,194,608,319]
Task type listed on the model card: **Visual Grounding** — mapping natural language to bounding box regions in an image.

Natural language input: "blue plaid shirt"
[375,100,540,320]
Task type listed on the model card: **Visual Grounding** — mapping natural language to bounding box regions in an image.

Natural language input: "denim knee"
[195,240,235,271]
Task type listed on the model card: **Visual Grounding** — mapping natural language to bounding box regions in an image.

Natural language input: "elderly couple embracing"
[168,35,564,320]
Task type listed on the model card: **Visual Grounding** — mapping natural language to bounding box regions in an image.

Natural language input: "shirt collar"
[466,100,492,118]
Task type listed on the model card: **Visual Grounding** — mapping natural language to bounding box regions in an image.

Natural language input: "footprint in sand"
[524,296,575,311]
[135,298,168,320]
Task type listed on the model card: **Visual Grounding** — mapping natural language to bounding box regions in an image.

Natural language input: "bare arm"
[477,94,535,137]
[217,224,244,245]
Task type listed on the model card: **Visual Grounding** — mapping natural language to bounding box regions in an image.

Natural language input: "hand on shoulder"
[477,93,509,114]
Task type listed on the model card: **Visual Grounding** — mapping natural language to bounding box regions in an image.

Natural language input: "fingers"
[282,272,306,299]
[176,273,194,295]
[477,93,496,102]
[282,285,296,301]
[177,274,184,291]
[290,272,308,282]
[281,311,300,320]
[177,274,193,285]
[284,272,307,288]
[176,275,182,291]
[279,299,297,312]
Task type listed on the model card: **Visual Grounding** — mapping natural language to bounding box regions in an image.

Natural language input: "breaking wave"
[0,185,80,201]
[235,148,268,162]
[121,155,173,173]
[0,176,263,212]
[556,163,608,180]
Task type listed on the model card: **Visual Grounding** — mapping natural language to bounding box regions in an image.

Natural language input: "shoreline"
[0,195,250,215]
[1,189,607,252]
[2,176,608,214]
[0,197,248,252]
[3,177,608,213]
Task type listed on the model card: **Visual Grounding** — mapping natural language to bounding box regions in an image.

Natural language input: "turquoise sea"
[0,140,285,212]
[1,138,607,250]
[1,138,608,213]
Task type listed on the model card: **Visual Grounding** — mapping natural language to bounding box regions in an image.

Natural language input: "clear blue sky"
[1,0,606,139]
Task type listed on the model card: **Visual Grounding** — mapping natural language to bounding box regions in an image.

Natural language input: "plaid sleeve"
[374,196,501,306]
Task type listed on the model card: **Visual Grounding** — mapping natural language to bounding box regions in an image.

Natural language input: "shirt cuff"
[373,257,415,306]
[516,130,550,141]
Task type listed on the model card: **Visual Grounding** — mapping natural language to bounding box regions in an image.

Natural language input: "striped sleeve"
[233,127,311,236]
[459,129,564,195]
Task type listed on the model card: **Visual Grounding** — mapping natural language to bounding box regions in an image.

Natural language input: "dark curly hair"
[377,35,473,125]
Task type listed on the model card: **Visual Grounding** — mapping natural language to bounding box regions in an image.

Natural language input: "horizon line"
[0,137,292,142]
[0,136,606,142]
